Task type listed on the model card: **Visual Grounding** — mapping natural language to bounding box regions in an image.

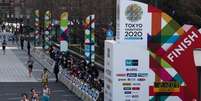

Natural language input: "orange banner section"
[154,81,180,93]
[152,13,161,36]
[154,88,180,93]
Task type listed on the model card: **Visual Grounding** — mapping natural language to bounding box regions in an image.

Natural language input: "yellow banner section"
[154,81,180,93]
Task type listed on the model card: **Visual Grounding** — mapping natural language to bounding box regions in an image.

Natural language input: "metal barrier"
[31,48,55,73]
[31,48,100,101]
[59,71,100,101]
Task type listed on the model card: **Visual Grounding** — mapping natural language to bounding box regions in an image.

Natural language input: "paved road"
[0,39,82,101]
[0,49,37,82]
[0,82,81,101]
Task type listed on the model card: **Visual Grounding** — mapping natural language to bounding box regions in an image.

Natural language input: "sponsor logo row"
[121,83,141,87]
[123,87,140,91]
[118,77,146,82]
[116,73,148,77]
[125,59,139,66]
[125,94,139,98]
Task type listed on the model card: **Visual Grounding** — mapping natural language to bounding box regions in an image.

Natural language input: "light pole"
[26,15,31,41]
[193,48,201,101]
[19,14,23,37]
[26,15,30,25]
[54,20,59,43]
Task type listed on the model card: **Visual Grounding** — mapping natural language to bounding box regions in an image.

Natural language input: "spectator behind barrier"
[47,45,103,100]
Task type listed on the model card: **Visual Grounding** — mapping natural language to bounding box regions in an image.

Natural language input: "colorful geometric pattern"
[34,10,40,44]
[60,12,69,41]
[44,10,52,49]
[84,14,95,64]
[148,5,199,101]
[34,10,40,34]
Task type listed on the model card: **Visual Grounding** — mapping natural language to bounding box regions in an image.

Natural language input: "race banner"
[60,12,69,52]
[159,26,200,100]
[105,0,151,101]
[148,6,200,101]
[105,0,200,101]
[44,10,52,49]
[84,14,95,64]
[34,10,40,45]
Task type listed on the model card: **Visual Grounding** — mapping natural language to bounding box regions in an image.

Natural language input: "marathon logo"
[132,87,140,90]
[125,59,138,66]
[116,73,126,77]
[124,91,132,94]
[126,68,137,71]
[127,73,137,77]
[133,83,141,86]
[122,83,131,86]
[137,73,148,77]
[127,78,136,81]
[137,78,146,81]
[132,95,139,98]
[118,78,127,81]
[125,95,132,98]
[123,87,132,90]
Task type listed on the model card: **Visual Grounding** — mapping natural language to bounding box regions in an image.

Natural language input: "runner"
[27,57,34,78]
[42,84,51,101]
[2,39,7,55]
[41,68,49,85]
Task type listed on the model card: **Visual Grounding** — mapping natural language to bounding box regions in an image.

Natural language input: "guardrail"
[31,48,55,73]
[53,43,104,71]
[31,48,100,101]
[59,71,100,101]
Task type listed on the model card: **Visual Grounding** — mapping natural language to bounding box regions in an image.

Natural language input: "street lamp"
[7,14,10,18]
[20,15,23,19]
[11,14,14,18]
[193,48,201,101]
[54,20,59,43]
[26,15,31,41]
[26,15,30,25]
[26,15,30,19]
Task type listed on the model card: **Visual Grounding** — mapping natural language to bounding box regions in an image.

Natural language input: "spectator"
[61,57,67,69]
[97,89,104,101]
[1,24,5,32]
[67,57,73,69]
[49,46,54,58]
[53,62,59,82]
[20,93,29,101]
[20,36,24,50]
[91,68,99,79]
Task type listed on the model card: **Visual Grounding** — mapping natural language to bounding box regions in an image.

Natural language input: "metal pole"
[198,66,201,101]
[89,16,92,64]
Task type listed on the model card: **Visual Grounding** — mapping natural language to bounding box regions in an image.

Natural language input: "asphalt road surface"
[0,82,82,101]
